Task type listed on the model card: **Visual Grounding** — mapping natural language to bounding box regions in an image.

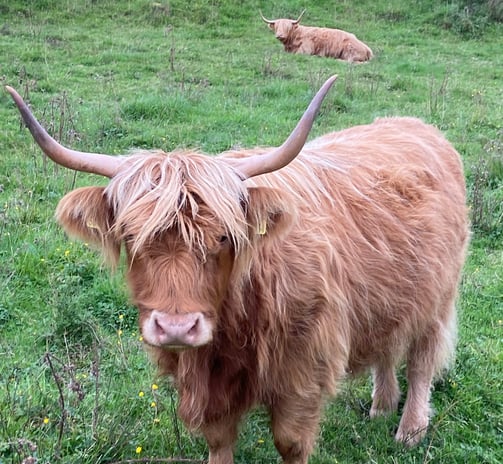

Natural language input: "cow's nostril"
[187,318,199,336]
[154,316,165,334]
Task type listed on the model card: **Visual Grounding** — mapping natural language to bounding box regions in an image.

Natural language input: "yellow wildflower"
[136,446,142,454]
[151,383,159,390]
[138,391,145,398]
[43,417,50,424]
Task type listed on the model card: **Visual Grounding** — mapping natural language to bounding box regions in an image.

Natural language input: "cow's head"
[260,10,305,42]
[6,75,336,350]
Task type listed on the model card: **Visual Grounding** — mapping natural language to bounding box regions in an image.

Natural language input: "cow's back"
[294,26,373,61]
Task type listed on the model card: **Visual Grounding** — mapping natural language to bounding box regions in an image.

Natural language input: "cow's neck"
[284,29,302,52]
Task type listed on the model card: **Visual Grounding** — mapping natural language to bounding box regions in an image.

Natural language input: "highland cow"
[6,75,468,463]
[261,10,373,62]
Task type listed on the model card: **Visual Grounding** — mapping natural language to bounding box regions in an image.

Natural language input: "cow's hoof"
[395,423,428,447]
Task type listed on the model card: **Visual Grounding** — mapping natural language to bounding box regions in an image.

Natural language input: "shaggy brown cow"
[6,76,469,464]
[261,10,373,62]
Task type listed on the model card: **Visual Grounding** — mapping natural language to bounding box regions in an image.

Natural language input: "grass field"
[0,1,502,463]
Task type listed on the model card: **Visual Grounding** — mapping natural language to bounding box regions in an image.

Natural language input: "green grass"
[1,0,502,463]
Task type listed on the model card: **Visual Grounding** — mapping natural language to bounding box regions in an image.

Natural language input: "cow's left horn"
[232,75,337,179]
[259,10,275,24]
[293,9,306,24]
[6,86,123,178]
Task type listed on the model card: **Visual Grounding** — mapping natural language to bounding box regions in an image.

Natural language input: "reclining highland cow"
[261,10,373,62]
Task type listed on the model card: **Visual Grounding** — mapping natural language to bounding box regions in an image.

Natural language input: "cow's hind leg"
[370,358,400,418]
[270,394,323,464]
[396,304,456,446]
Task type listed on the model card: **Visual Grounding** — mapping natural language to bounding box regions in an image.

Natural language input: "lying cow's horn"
[293,9,306,24]
[5,86,123,178]
[232,75,337,179]
[259,10,275,24]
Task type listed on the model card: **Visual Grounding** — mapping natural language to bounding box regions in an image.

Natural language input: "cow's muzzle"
[143,310,213,349]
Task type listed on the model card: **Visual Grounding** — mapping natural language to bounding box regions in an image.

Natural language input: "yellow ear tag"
[258,220,267,236]
[86,221,100,231]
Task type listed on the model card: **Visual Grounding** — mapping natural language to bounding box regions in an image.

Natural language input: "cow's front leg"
[269,394,323,464]
[200,415,240,464]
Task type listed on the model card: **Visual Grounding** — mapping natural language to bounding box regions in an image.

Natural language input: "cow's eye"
[218,235,228,244]
[124,234,135,244]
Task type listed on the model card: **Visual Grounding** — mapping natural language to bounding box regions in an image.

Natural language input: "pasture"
[0,1,502,463]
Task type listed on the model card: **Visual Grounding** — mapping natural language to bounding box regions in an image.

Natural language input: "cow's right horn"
[259,11,275,24]
[6,86,123,178]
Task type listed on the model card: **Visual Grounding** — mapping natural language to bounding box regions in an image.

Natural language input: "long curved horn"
[231,75,337,179]
[6,86,123,178]
[293,9,306,24]
[259,10,275,24]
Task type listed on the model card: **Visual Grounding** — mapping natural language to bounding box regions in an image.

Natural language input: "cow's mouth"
[163,344,191,352]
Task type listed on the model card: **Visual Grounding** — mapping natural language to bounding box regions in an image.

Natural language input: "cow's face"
[268,19,298,42]
[125,208,235,350]
[55,157,295,351]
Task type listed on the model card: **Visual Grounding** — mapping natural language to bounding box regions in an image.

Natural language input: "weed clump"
[469,131,503,244]
[439,1,501,38]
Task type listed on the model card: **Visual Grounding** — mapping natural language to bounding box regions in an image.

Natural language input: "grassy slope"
[0,1,502,463]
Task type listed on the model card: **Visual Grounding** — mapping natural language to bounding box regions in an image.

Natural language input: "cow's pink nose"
[149,311,210,348]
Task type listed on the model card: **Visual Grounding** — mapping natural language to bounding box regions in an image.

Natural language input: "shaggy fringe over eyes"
[105,150,250,257]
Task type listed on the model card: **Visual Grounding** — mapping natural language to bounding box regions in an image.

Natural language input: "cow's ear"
[245,187,297,242]
[55,186,120,265]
